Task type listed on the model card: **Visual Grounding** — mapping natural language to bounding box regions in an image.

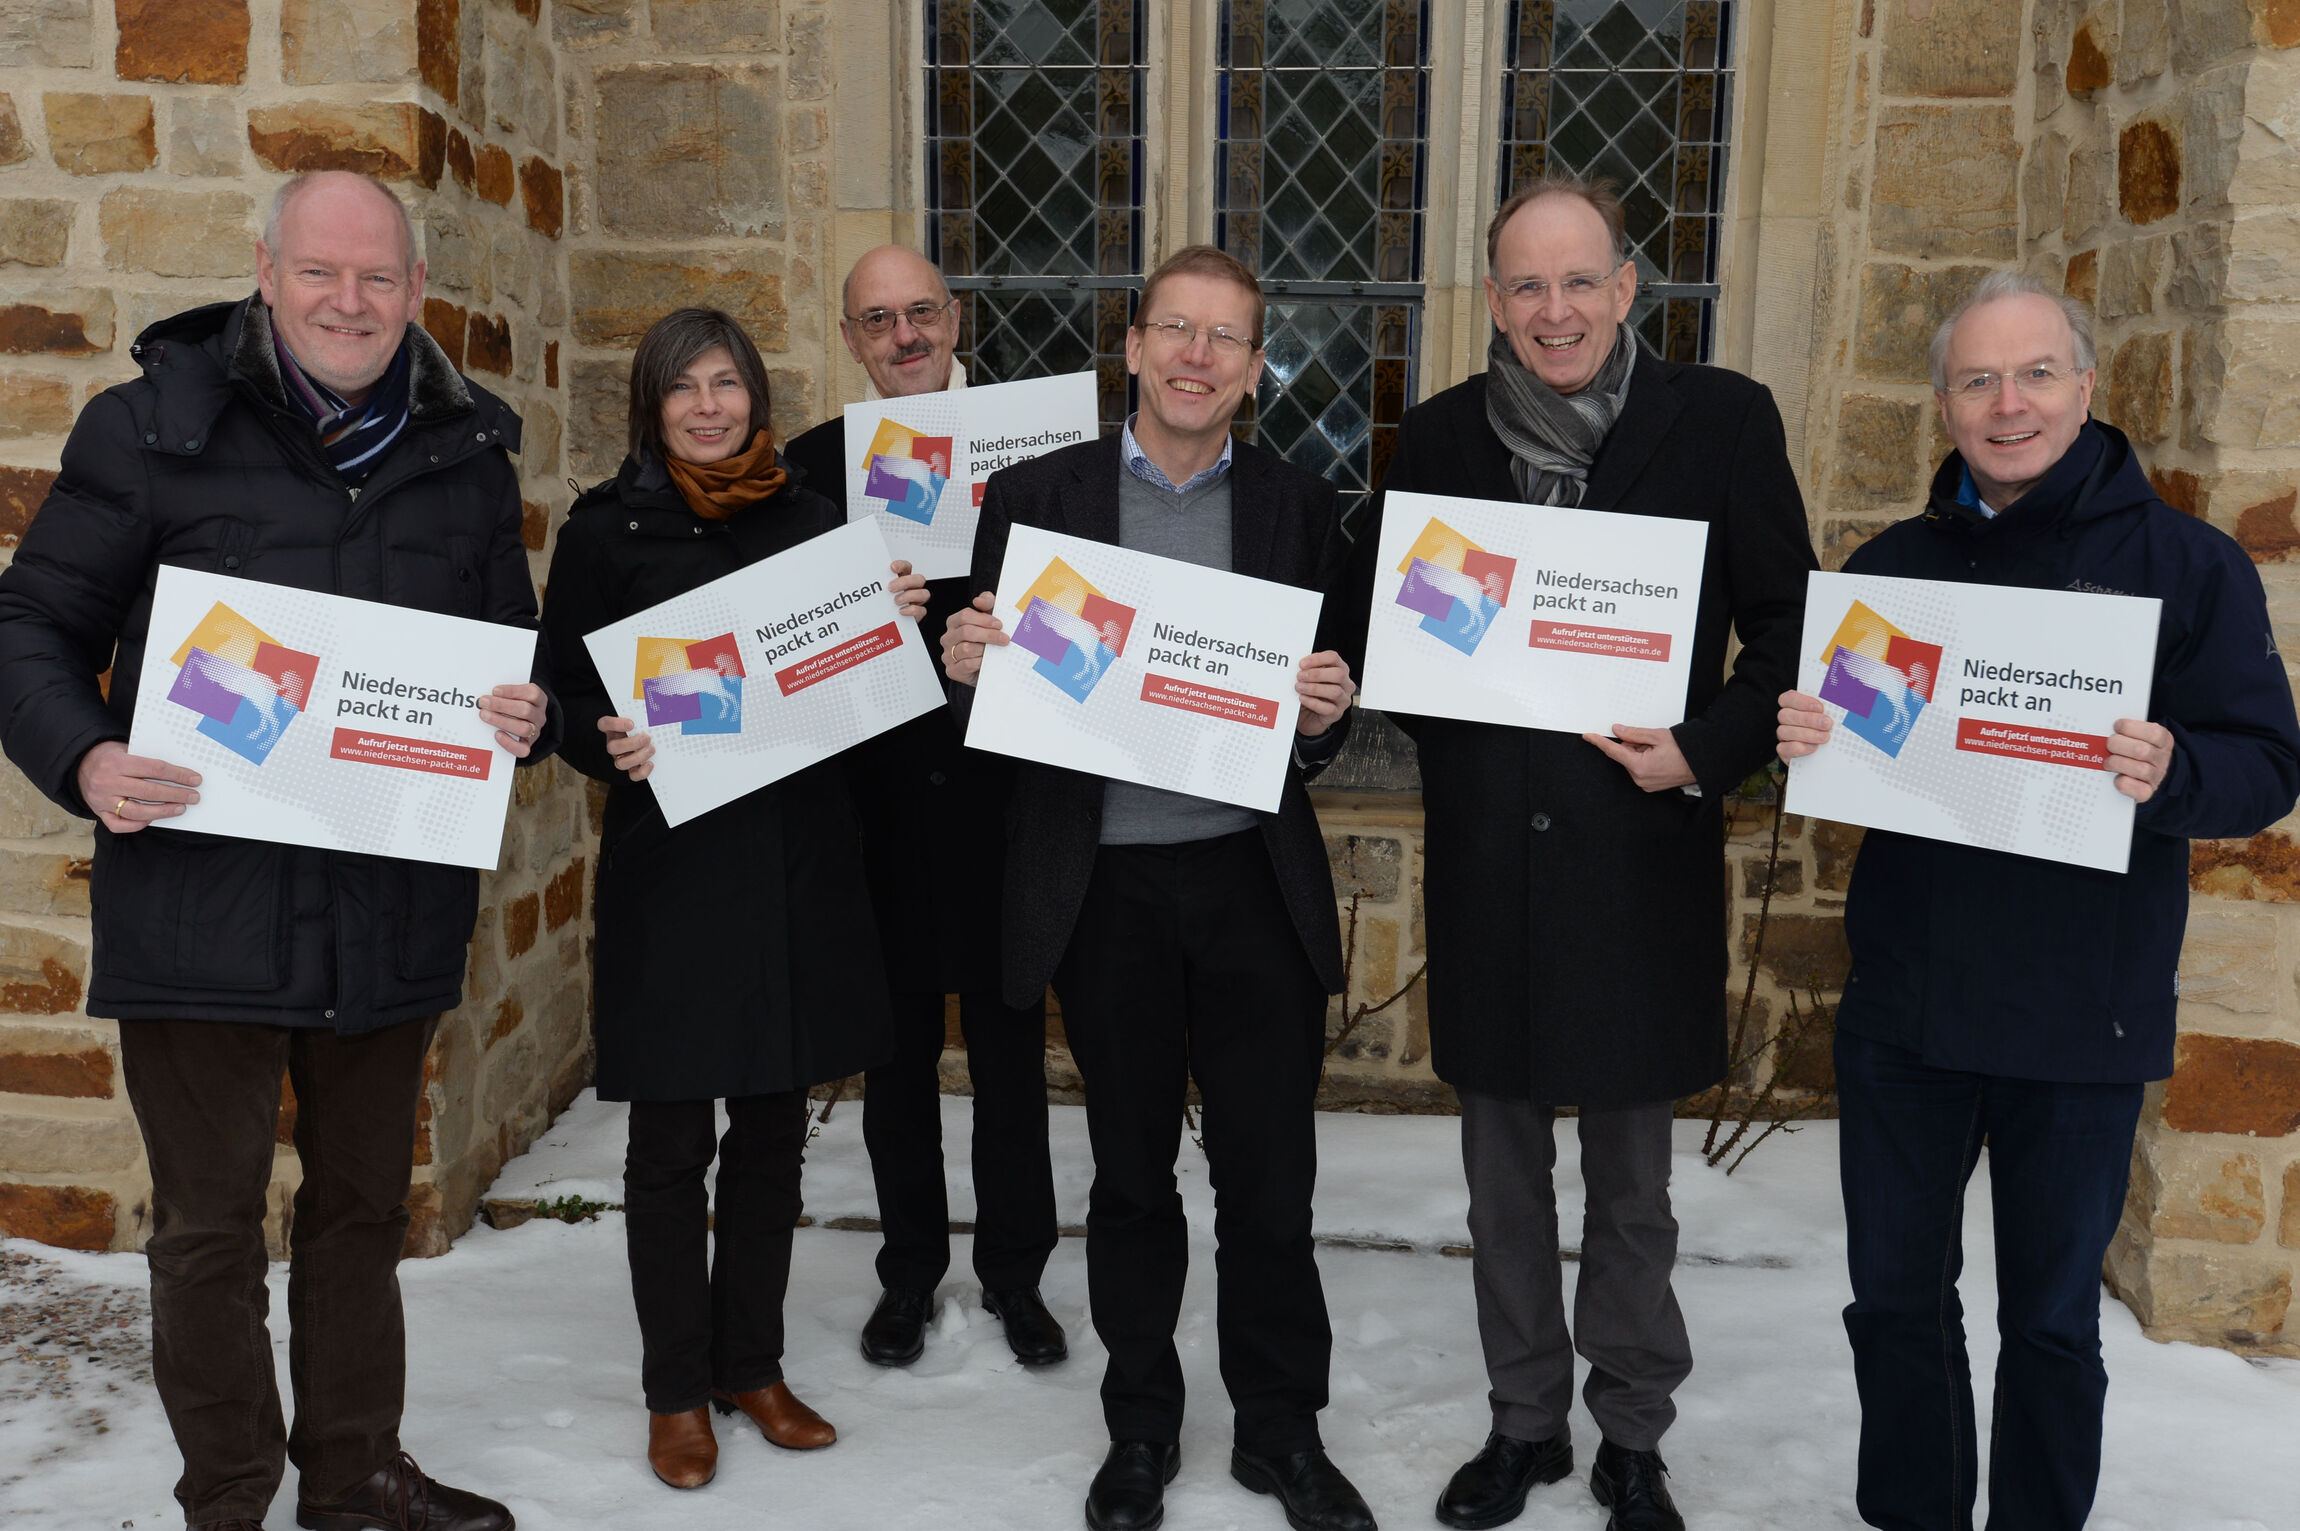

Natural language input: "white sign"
[1356,489,1711,735]
[582,519,946,828]
[127,567,536,869]
[964,525,1322,813]
[1785,570,2161,872]
[843,372,1098,579]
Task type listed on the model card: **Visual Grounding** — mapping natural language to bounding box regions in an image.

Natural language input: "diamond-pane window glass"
[926,1,1146,429]
[1216,0,1430,520]
[1498,0,1733,362]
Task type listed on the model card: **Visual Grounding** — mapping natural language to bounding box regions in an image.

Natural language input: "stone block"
[0,919,84,1014]
[2066,18,2114,94]
[2119,119,2182,227]
[115,0,247,83]
[520,498,547,551]
[568,357,625,478]
[595,64,784,238]
[0,1021,110,1097]
[455,0,486,130]
[0,1182,114,1249]
[2064,247,2099,304]
[1326,833,1402,902]
[2202,316,2300,450]
[418,0,458,101]
[421,297,467,369]
[543,857,584,930]
[2150,466,2202,517]
[486,992,522,1048]
[554,0,636,45]
[1741,855,1802,899]
[2023,132,2069,245]
[248,101,434,182]
[127,289,240,345]
[0,373,73,439]
[1809,819,1865,893]
[0,465,61,547]
[0,839,90,912]
[766,365,811,443]
[570,251,788,350]
[420,210,486,300]
[169,97,244,178]
[2185,61,2248,211]
[519,157,563,238]
[0,201,70,269]
[652,0,779,51]
[283,0,417,84]
[464,311,510,375]
[2175,909,2280,1014]
[1831,394,1923,504]
[544,340,559,389]
[2161,1032,2300,1137]
[474,142,514,205]
[2172,0,2255,71]
[2284,1160,2300,1248]
[99,189,254,280]
[2192,829,2300,899]
[45,95,157,176]
[503,891,539,958]
[2065,140,2109,247]
[2115,1238,2292,1347]
[446,128,475,190]
[2234,488,2300,561]
[0,0,89,68]
[2098,237,2165,320]
[0,96,27,168]
[1741,913,1851,993]
[1871,106,2019,260]
[484,1,557,152]
[789,9,830,99]
[0,767,75,839]
[1881,0,2019,98]
[0,1106,140,1173]
[2120,0,2170,80]
[2143,1143,2268,1243]
[1854,262,1991,382]
[522,398,560,479]
[1817,516,1896,572]
[2105,331,2175,445]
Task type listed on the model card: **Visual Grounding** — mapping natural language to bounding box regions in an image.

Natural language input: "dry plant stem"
[1706,783,1787,1158]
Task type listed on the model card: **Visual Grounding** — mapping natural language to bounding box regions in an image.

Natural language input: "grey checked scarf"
[1482,321,1638,506]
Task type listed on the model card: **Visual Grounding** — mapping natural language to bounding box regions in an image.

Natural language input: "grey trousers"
[1459,1092,1692,1451]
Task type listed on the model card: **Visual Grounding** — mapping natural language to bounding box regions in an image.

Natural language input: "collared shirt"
[1955,464,2000,518]
[1120,413,1233,495]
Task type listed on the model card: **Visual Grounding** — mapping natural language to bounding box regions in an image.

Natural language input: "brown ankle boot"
[648,1405,718,1488]
[711,1381,837,1450]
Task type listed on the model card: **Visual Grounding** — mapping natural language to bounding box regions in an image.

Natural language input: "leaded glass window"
[1215,0,1430,517]
[1497,0,1732,362]
[925,0,1145,429]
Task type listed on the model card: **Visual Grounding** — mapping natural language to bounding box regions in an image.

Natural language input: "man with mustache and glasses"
[939,245,1372,1531]
[783,248,1069,1375]
[1776,271,2300,1531]
[1338,172,1816,1531]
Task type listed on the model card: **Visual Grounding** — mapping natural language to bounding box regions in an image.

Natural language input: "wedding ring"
[113,797,127,816]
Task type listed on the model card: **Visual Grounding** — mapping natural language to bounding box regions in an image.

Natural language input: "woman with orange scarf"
[540,308,926,1490]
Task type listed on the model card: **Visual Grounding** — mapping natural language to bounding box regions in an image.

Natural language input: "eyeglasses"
[1943,365,2079,403]
[845,299,959,337]
[1139,318,1257,358]
[1495,261,1627,307]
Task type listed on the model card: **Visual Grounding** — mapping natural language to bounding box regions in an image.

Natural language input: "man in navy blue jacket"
[1778,270,2300,1531]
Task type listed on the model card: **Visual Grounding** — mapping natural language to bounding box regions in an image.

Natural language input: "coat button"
[430,454,441,463]
[628,521,639,530]
[324,1009,335,1019]
[929,770,947,786]
[142,431,157,444]
[223,555,241,569]
[1531,812,1553,831]
[183,439,199,450]
[475,431,488,442]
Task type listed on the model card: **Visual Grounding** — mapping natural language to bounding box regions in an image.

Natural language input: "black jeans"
[117,1014,437,1524]
[863,988,1058,1294]
[1054,830,1332,1455]
[623,1091,808,1414]
[1836,1028,2145,1531]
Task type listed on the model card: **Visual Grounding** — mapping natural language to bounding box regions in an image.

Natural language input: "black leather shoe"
[1435,1431,1572,1529]
[860,1287,931,1366]
[984,1285,1069,1366]
[1229,1446,1378,1531]
[195,1521,266,1531]
[296,1451,513,1530]
[1086,1439,1180,1531]
[1590,1441,1683,1531]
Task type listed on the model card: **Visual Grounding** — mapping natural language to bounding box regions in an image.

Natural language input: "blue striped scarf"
[271,323,413,484]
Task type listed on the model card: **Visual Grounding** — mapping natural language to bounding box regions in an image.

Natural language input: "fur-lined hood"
[120,293,521,460]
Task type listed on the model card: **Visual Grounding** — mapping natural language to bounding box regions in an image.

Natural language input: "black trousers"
[1053,830,1332,1455]
[863,988,1058,1294]
[623,1092,809,1415]
[117,1014,437,1524]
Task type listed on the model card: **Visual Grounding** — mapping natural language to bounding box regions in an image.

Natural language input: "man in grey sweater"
[942,246,1370,1531]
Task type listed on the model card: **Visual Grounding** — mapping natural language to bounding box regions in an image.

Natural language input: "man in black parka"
[1339,174,1816,1531]
[782,244,1065,1371]
[0,172,557,1531]
[1778,272,2300,1531]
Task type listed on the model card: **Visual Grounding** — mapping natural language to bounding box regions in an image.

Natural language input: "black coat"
[0,296,560,1032]
[970,433,1354,1009]
[1837,423,2300,1084]
[784,416,1011,995]
[1340,351,1817,1106]
[539,452,893,1101]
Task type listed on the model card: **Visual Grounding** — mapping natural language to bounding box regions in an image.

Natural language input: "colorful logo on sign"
[1817,601,1942,759]
[859,418,953,526]
[1009,558,1136,703]
[1395,517,1518,656]
[163,602,319,765]
[633,632,746,735]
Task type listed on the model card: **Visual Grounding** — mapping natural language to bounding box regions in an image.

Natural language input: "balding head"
[840,245,959,398]
[256,170,426,405]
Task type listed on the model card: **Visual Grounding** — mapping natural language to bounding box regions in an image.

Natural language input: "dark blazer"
[1340,349,1817,1106]
[0,296,560,1032]
[970,433,1354,1010]
[783,414,1013,995]
[1837,422,2300,1083]
[539,451,892,1100]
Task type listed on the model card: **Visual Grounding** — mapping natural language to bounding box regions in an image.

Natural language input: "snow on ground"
[4,1095,2295,1530]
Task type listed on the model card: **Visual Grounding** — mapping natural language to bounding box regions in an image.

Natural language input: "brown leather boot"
[647,1406,718,1489]
[711,1382,837,1450]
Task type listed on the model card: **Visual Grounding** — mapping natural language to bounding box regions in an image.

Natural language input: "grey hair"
[263,172,419,273]
[1928,269,2097,390]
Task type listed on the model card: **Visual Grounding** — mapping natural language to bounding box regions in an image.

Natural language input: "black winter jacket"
[539,452,894,1101]
[1834,421,2300,1083]
[0,297,561,1031]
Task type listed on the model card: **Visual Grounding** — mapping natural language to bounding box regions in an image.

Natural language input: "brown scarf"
[662,428,788,520]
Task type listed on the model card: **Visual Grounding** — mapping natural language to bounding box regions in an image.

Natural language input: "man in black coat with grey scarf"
[1338,174,1816,1531]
